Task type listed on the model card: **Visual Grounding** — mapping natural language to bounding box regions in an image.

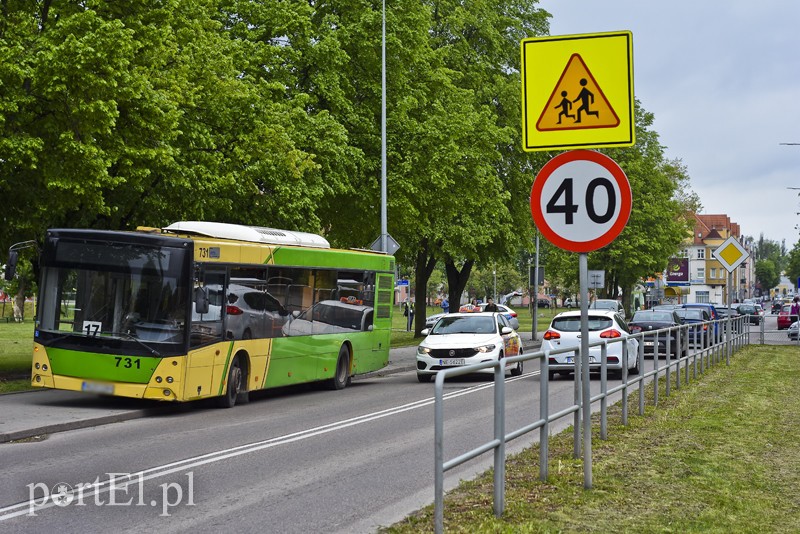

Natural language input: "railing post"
[600,341,608,440]
[573,347,581,459]
[725,317,731,366]
[653,330,659,406]
[621,338,628,426]
[434,372,445,534]
[638,335,645,416]
[675,325,681,390]
[493,362,505,517]
[665,328,671,397]
[540,351,549,481]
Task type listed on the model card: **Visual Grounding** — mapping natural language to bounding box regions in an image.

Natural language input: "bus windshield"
[37,239,190,354]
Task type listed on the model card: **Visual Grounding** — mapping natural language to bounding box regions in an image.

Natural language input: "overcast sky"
[539,0,800,249]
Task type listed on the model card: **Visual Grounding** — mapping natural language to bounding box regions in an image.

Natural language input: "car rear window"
[551,316,613,332]
[675,309,704,320]
[631,311,673,322]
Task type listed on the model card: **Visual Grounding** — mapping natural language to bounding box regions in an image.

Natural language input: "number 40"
[545,177,616,225]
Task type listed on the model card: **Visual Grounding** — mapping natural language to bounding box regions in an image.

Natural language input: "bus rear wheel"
[217,357,243,408]
[328,345,352,390]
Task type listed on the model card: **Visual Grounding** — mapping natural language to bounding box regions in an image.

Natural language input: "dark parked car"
[735,303,761,325]
[675,308,711,348]
[682,303,721,343]
[628,309,687,358]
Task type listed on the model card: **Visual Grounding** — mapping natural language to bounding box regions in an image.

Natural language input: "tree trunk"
[445,259,475,311]
[413,239,438,337]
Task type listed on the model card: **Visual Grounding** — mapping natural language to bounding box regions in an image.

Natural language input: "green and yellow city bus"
[29,221,395,407]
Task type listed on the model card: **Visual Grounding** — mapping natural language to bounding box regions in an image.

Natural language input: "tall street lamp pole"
[380,0,388,253]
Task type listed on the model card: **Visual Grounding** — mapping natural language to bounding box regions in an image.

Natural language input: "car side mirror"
[421,328,430,336]
[194,286,210,314]
[4,250,18,281]
[501,326,513,334]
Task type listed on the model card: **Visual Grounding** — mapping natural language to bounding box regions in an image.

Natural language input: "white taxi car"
[542,310,639,380]
[416,312,523,383]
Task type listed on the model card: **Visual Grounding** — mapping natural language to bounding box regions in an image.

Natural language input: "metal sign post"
[579,253,592,488]
[530,150,632,490]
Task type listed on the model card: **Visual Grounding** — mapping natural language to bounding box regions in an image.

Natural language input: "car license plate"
[566,356,596,363]
[440,359,465,366]
[81,381,114,394]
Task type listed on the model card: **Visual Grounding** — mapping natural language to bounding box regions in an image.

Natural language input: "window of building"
[696,291,710,303]
[697,249,705,260]
[710,268,717,279]
[697,267,705,280]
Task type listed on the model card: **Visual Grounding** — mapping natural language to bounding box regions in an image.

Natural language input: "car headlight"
[475,344,496,353]
[417,346,432,355]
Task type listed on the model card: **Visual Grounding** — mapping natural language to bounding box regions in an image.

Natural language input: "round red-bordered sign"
[530,150,631,253]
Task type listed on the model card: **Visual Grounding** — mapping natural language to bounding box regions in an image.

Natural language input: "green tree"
[0,0,341,255]
[540,102,695,311]
[756,258,780,292]
[786,241,800,290]
[407,0,550,333]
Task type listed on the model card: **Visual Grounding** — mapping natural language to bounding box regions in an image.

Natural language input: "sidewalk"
[0,333,543,443]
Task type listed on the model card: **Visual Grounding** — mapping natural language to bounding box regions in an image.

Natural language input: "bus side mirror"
[4,250,18,281]
[194,286,210,314]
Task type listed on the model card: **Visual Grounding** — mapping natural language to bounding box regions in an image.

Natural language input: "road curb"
[0,409,157,443]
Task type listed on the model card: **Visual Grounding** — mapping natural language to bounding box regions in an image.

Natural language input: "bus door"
[185,268,226,399]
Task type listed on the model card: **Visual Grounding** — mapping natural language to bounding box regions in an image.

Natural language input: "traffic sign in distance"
[712,236,749,273]
[530,150,631,253]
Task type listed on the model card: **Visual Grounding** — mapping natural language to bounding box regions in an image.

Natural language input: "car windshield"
[431,316,497,335]
[738,305,755,314]
[675,309,704,320]
[632,311,673,322]
[591,300,618,310]
[551,315,613,332]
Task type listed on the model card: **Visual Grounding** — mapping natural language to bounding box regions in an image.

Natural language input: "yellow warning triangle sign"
[536,54,620,132]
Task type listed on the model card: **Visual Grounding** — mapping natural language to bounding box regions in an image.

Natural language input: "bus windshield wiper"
[104,331,163,357]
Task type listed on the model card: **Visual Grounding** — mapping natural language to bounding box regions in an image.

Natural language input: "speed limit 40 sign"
[530,150,631,253]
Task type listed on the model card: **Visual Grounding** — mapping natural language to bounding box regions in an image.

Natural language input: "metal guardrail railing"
[432,315,749,534]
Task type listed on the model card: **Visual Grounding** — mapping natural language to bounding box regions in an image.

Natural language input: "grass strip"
[385,345,800,533]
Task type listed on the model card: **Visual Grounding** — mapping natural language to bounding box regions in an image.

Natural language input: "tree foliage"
[756,259,780,292]
[779,241,800,292]
[542,101,695,310]
[0,1,719,330]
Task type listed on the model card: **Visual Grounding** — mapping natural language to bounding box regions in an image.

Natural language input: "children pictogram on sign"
[555,91,575,124]
[573,78,600,123]
[536,54,620,132]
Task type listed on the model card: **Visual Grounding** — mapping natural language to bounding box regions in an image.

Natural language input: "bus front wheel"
[217,357,243,408]
[328,345,352,390]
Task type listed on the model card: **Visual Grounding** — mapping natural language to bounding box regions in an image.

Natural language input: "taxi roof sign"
[521,31,635,152]
[712,236,750,273]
